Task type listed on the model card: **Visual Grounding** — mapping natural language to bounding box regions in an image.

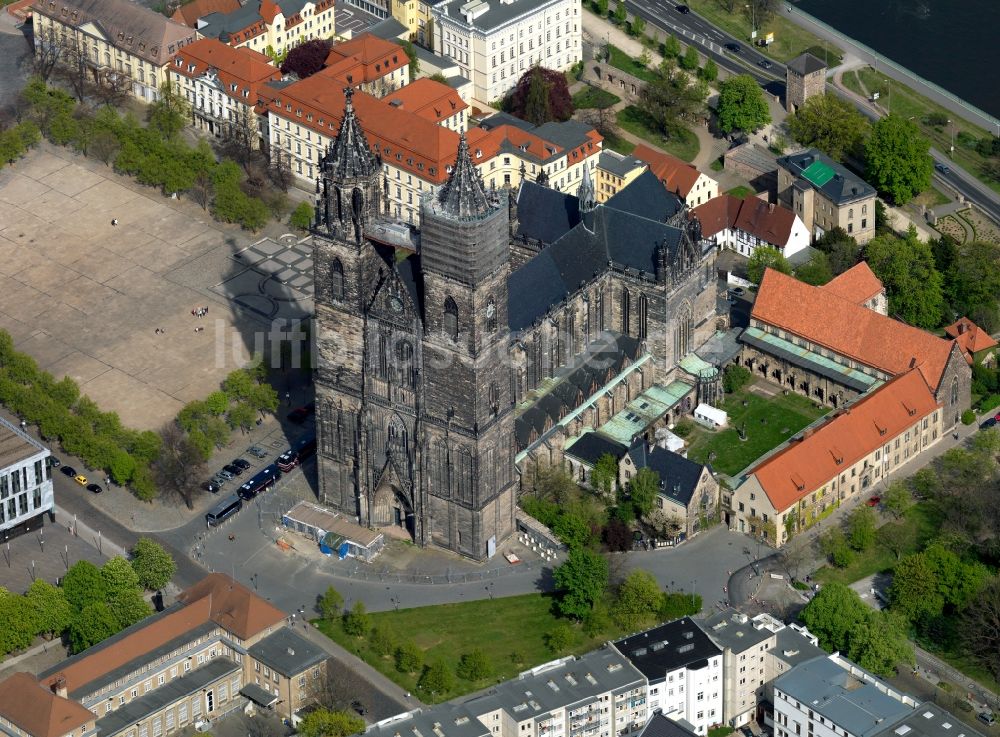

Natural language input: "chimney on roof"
[287,647,296,656]
[958,322,967,335]
[909,357,917,368]
[50,676,68,699]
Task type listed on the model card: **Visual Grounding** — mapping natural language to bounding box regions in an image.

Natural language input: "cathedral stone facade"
[311,89,716,560]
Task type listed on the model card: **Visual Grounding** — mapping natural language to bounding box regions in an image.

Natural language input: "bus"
[205,494,242,526]
[276,433,316,473]
[238,464,281,501]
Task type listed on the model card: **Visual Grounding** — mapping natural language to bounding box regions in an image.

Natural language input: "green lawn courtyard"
[617,106,700,162]
[685,386,828,476]
[316,593,624,703]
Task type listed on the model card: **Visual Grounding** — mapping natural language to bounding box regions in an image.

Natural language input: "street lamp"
[948,119,955,155]
[485,581,495,600]
[745,2,756,40]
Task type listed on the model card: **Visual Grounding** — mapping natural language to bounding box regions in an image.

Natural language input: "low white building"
[693,404,727,429]
[430,0,582,106]
[612,618,724,736]
[692,194,809,260]
[0,417,54,542]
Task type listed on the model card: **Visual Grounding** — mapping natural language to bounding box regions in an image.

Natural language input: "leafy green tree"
[611,569,661,630]
[0,593,39,653]
[847,507,876,551]
[923,542,989,610]
[629,15,645,36]
[553,548,609,619]
[819,527,853,567]
[629,468,659,518]
[227,401,258,434]
[597,0,608,15]
[799,582,871,653]
[298,708,365,737]
[663,35,681,57]
[813,227,860,275]
[614,1,626,24]
[130,537,176,590]
[846,610,914,677]
[368,625,395,657]
[394,640,424,673]
[945,240,1000,332]
[583,600,613,636]
[636,66,707,139]
[700,58,718,82]
[659,590,701,619]
[147,82,191,140]
[102,556,141,596]
[679,45,699,71]
[290,201,314,230]
[786,94,869,161]
[417,660,455,697]
[716,74,770,134]
[69,601,119,653]
[508,66,573,124]
[746,245,791,284]
[545,622,574,653]
[553,512,594,550]
[26,579,71,638]
[864,228,945,328]
[890,552,942,622]
[722,363,751,393]
[457,648,493,681]
[343,601,370,636]
[318,585,344,619]
[523,69,553,126]
[591,453,619,496]
[864,115,933,204]
[794,252,834,286]
[882,480,912,520]
[108,589,153,629]
[62,560,108,612]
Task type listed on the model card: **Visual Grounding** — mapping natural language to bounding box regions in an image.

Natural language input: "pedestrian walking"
[111,218,118,226]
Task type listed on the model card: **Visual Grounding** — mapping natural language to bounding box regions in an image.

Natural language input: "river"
[799,0,1000,120]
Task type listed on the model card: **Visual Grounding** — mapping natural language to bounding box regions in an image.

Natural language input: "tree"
[946,240,1000,332]
[0,594,38,654]
[663,35,681,58]
[722,363,751,393]
[716,74,770,134]
[629,15,645,36]
[545,622,574,653]
[290,201,314,230]
[679,45,699,71]
[629,468,659,518]
[62,560,108,611]
[130,537,177,590]
[298,708,365,737]
[882,480,912,520]
[596,0,608,15]
[786,94,869,161]
[417,660,455,697]
[280,39,333,79]
[799,582,872,653]
[227,401,258,434]
[819,527,853,567]
[68,601,119,653]
[814,227,860,276]
[611,569,661,630]
[700,58,718,82]
[582,105,619,140]
[890,552,943,622]
[747,246,791,284]
[553,511,594,550]
[508,67,573,125]
[590,453,619,497]
[457,648,493,681]
[31,26,65,82]
[963,575,1000,680]
[847,507,876,551]
[553,548,609,619]
[614,1,626,24]
[864,115,933,204]
[102,556,142,596]
[847,610,914,677]
[636,66,707,139]
[794,251,834,286]
[147,82,190,140]
[151,424,205,509]
[368,625,395,657]
[400,39,420,82]
[108,588,153,629]
[864,228,944,328]
[343,601,370,636]
[25,579,71,638]
[394,640,424,673]
[318,585,344,619]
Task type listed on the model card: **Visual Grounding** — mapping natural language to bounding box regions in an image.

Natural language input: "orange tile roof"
[322,33,406,86]
[821,261,884,305]
[632,142,701,198]
[178,572,286,640]
[945,317,998,364]
[258,0,279,23]
[4,0,36,21]
[751,369,940,512]
[170,0,239,27]
[384,77,467,123]
[752,268,956,390]
[0,673,94,737]
[39,596,214,696]
[172,38,281,102]
[732,196,795,246]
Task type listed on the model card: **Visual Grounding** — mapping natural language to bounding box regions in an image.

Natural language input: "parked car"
[866,495,881,507]
[934,163,951,174]
[247,445,268,459]
[981,417,998,430]
[232,458,251,471]
[61,465,76,477]
[211,473,228,486]
[217,469,234,481]
[978,712,996,726]
[287,402,316,424]
[223,463,244,477]
[202,481,221,493]
[49,456,61,468]
[74,474,88,486]
[86,483,103,494]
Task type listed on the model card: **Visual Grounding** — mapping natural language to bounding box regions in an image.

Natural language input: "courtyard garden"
[682,385,828,477]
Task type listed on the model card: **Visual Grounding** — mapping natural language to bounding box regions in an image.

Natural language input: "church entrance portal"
[372,482,414,540]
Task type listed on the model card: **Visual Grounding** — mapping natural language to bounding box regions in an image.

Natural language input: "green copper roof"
[599,381,694,445]
[742,326,882,391]
[679,352,718,379]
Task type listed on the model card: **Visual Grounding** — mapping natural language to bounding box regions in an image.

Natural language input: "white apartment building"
[0,417,54,542]
[431,0,582,106]
[613,618,724,736]
[195,0,337,58]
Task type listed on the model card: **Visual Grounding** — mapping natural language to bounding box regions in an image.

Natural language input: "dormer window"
[175,58,182,66]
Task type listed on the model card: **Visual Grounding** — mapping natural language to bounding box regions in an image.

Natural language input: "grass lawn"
[607,44,659,84]
[841,68,1000,195]
[812,502,940,586]
[685,387,828,476]
[572,85,621,110]
[726,185,754,198]
[316,593,627,703]
[617,106,700,162]
[603,130,637,155]
[678,0,842,63]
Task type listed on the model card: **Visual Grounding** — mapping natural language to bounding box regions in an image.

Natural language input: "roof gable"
[0,673,94,737]
[177,572,286,640]
[821,262,883,305]
[632,143,701,198]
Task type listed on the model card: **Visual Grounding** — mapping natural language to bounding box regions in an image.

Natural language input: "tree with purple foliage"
[508,66,574,125]
[280,39,333,79]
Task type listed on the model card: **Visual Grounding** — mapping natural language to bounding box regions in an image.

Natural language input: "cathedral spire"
[577,164,596,212]
[325,87,379,180]
[437,133,493,218]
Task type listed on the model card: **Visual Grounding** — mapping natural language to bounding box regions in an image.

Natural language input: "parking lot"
[334,5,378,37]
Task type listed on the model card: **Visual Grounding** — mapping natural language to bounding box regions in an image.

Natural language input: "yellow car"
[73,474,87,486]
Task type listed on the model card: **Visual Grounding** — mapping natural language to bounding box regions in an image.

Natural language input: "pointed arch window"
[330,258,345,301]
[620,288,630,336]
[638,294,648,340]
[486,298,497,332]
[444,296,459,340]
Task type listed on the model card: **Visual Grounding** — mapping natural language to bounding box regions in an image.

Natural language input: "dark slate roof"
[613,617,722,681]
[605,169,683,221]
[437,133,492,217]
[639,713,698,737]
[436,0,570,33]
[515,333,641,450]
[787,52,826,76]
[248,627,326,677]
[514,179,581,244]
[323,88,379,180]
[533,119,598,151]
[366,15,408,39]
[479,111,535,134]
[565,432,628,465]
[777,148,876,206]
[626,440,707,507]
[599,149,641,177]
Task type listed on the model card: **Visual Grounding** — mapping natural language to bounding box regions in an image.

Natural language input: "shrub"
[722,363,752,393]
[456,648,493,681]
[961,409,976,425]
[394,640,424,673]
[290,201,314,229]
[545,622,574,653]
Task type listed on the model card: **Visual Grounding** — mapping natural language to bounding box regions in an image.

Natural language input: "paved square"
[0,145,313,430]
